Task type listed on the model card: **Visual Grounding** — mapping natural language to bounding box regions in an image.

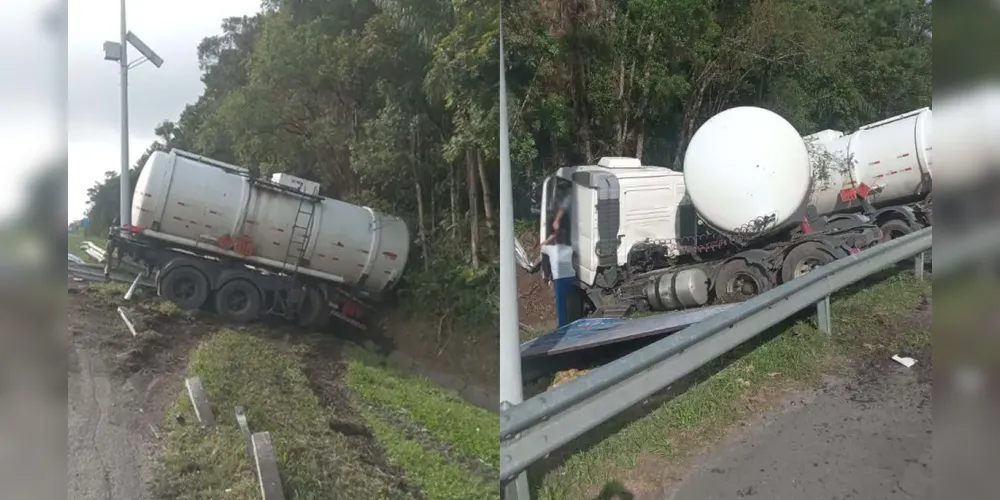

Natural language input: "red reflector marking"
[904,167,912,172]
[208,210,219,215]
[273,227,284,232]
[874,174,884,179]
[336,242,344,247]
[359,249,369,254]
[898,153,910,158]
[205,224,212,229]
[889,171,898,175]
[272,241,280,246]
[244,220,257,225]
[331,257,339,261]
[177,201,187,206]
[317,253,326,258]
[189,220,198,224]
[234,239,255,256]
[383,251,397,260]
[172,216,183,221]
[144,193,152,198]
[869,161,881,165]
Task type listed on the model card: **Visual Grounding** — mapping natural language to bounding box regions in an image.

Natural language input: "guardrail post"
[914,251,925,280]
[500,403,531,500]
[816,295,832,335]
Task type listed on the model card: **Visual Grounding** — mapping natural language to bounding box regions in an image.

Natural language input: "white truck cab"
[538,157,698,287]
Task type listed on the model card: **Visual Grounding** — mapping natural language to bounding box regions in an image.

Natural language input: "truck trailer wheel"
[297,287,330,329]
[878,219,913,243]
[159,266,210,310]
[213,279,262,323]
[713,259,772,302]
[781,242,835,283]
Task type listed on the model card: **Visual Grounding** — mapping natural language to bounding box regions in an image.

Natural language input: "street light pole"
[498,9,530,499]
[119,0,130,226]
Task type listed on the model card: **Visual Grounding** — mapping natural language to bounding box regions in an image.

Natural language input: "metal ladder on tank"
[277,194,318,319]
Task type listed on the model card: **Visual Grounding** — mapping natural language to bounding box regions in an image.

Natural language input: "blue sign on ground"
[519,303,737,358]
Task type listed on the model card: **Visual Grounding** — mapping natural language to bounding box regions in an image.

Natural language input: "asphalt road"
[665,363,931,500]
[68,339,152,500]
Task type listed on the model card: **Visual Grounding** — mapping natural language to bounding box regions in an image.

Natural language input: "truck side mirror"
[529,181,542,214]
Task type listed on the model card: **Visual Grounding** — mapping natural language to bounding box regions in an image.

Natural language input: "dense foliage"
[81,0,930,328]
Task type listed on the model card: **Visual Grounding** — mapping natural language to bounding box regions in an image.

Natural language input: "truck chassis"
[559,199,931,322]
[105,226,374,329]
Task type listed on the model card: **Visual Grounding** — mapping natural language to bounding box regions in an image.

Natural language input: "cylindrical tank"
[644,267,709,311]
[683,106,812,237]
[807,108,932,215]
[130,150,410,297]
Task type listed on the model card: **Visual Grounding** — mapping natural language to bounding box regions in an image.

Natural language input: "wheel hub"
[174,280,197,299]
[226,292,249,312]
[727,272,760,295]
[793,257,822,278]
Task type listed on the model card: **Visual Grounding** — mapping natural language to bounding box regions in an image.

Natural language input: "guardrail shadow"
[520,265,925,495]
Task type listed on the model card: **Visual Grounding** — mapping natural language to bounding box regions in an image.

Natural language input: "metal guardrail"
[79,241,107,263]
[500,227,932,484]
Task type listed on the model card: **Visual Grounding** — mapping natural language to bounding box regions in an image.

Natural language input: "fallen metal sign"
[520,303,737,358]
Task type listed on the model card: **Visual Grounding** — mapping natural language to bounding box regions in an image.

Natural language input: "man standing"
[541,186,576,327]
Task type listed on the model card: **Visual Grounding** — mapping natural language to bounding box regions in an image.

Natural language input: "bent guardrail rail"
[500,227,932,484]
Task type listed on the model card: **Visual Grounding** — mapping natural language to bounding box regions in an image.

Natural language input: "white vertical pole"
[498,8,531,499]
[119,0,131,226]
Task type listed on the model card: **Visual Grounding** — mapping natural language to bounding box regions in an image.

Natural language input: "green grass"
[344,347,499,499]
[827,270,932,356]
[68,232,102,262]
[530,270,931,499]
[361,409,498,499]
[88,281,130,304]
[154,330,404,499]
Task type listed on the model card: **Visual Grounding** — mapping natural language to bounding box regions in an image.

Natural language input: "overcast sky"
[0,0,262,221]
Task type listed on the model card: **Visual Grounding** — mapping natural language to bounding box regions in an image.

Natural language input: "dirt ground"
[517,232,557,331]
[66,276,499,498]
[67,279,215,499]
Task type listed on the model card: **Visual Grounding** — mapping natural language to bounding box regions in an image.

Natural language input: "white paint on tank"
[808,108,932,215]
[130,150,410,296]
[683,106,812,235]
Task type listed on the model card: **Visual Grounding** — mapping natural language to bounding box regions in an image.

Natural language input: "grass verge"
[345,346,499,499]
[530,270,931,499]
[68,232,102,262]
[154,330,404,499]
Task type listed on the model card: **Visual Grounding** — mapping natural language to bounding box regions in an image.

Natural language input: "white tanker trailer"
[527,106,932,320]
[105,149,411,328]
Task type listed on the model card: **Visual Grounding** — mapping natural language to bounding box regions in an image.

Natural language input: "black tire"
[781,242,836,283]
[878,218,913,243]
[213,279,262,323]
[713,259,773,301]
[159,266,210,310]
[296,287,330,329]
